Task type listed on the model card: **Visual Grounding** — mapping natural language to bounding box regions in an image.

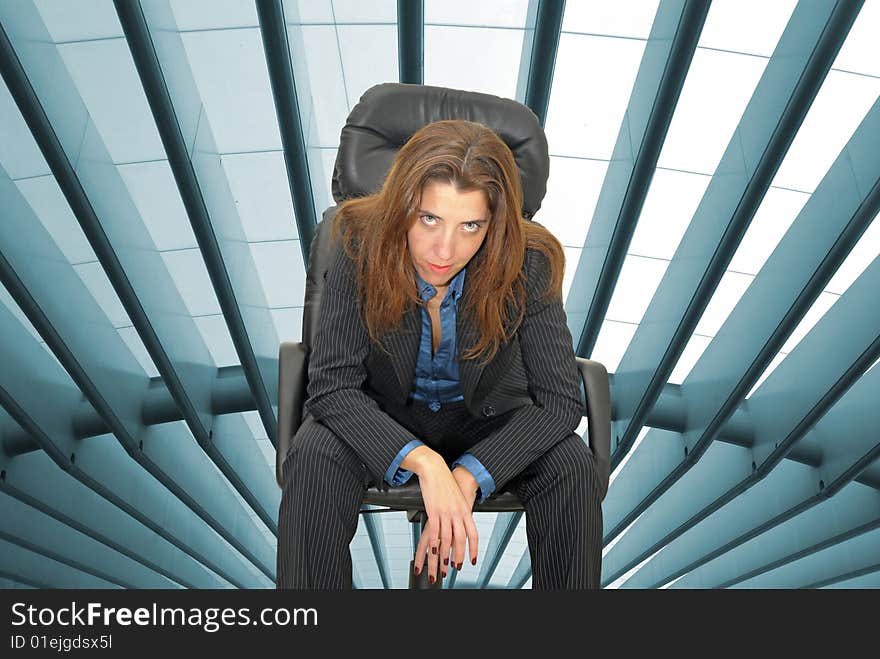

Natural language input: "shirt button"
[482,405,495,417]
[429,401,441,412]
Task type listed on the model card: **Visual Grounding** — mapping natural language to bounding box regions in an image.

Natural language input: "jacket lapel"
[385,305,421,401]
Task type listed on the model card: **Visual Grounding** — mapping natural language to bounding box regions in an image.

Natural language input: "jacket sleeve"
[464,248,585,494]
[303,244,419,483]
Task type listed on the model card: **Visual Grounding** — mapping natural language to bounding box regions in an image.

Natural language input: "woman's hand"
[404,447,479,584]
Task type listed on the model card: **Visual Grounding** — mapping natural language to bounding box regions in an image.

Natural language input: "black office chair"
[276,83,611,589]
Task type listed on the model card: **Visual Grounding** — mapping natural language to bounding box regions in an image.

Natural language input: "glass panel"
[629,169,711,260]
[561,0,659,38]
[424,26,524,100]
[545,33,647,160]
[425,0,530,29]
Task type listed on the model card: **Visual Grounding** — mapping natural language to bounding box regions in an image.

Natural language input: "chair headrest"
[331,82,550,219]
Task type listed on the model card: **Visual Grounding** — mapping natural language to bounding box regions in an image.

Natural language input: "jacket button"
[482,405,495,417]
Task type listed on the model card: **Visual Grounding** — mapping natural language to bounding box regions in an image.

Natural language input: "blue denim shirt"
[382,267,496,502]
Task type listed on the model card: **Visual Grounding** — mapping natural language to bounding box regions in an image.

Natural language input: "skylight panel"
[193,314,238,367]
[590,319,638,373]
[628,168,711,260]
[425,0,530,28]
[34,0,124,42]
[332,0,397,23]
[726,187,809,276]
[248,241,306,309]
[180,28,281,152]
[220,152,298,242]
[295,25,350,145]
[73,262,131,328]
[283,0,333,24]
[14,176,95,265]
[336,25,399,111]
[424,26,524,100]
[778,291,839,355]
[832,0,880,77]
[697,0,797,57]
[159,249,223,317]
[56,39,165,163]
[745,352,786,399]
[668,333,712,385]
[825,213,880,295]
[536,157,608,247]
[117,161,198,251]
[605,254,669,325]
[561,0,659,39]
[656,48,767,175]
[117,326,160,378]
[544,33,647,159]
[0,80,51,179]
[561,246,580,304]
[271,307,304,346]
[693,270,754,337]
[771,70,880,193]
[168,0,258,30]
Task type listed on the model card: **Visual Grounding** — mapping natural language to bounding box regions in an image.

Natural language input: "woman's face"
[406,180,490,289]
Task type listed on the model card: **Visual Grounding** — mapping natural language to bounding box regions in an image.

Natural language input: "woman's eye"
[463,222,481,233]
[420,214,438,225]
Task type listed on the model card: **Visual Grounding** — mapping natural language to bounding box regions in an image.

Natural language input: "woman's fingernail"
[429,575,435,584]
[472,558,477,565]
[414,566,420,575]
[456,562,462,570]
[443,558,448,566]
[432,547,437,555]
[442,571,446,578]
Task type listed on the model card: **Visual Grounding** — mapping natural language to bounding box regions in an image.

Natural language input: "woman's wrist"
[400,445,444,476]
[452,465,479,495]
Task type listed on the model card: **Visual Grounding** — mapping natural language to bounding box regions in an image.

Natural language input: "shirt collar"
[415,266,467,303]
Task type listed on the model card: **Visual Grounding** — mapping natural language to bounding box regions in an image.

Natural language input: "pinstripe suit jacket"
[302,241,585,494]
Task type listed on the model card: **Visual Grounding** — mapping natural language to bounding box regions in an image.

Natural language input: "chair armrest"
[277,341,308,488]
[575,357,611,501]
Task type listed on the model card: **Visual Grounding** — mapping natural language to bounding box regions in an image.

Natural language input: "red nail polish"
[429,575,435,584]
[456,562,462,570]
[432,547,437,555]
[414,566,420,575]
[443,558,449,566]
[471,558,476,565]
[442,571,446,578]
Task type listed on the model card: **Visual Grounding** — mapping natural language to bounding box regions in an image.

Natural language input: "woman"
[277,119,602,589]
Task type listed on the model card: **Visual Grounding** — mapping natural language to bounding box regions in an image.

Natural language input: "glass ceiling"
[0,0,878,590]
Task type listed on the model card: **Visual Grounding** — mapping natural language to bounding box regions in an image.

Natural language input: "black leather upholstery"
[331,82,550,219]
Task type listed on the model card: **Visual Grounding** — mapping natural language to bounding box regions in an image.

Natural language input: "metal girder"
[705,484,880,588]
[0,170,276,582]
[117,0,280,451]
[0,291,271,588]
[0,6,278,534]
[602,254,880,587]
[602,78,880,556]
[521,0,566,127]
[0,445,226,588]
[737,525,880,589]
[600,0,862,468]
[0,493,152,589]
[476,512,522,588]
[255,0,317,257]
[397,0,423,84]
[0,538,119,589]
[362,506,392,589]
[566,0,709,346]
[507,547,531,589]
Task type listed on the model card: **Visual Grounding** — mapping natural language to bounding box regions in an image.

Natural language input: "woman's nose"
[433,232,455,260]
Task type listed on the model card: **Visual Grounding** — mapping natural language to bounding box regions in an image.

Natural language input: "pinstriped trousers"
[276,399,603,589]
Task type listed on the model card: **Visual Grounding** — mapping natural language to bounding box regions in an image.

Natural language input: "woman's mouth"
[428,263,451,273]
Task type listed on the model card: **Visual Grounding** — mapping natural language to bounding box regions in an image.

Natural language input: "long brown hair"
[332,119,564,364]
